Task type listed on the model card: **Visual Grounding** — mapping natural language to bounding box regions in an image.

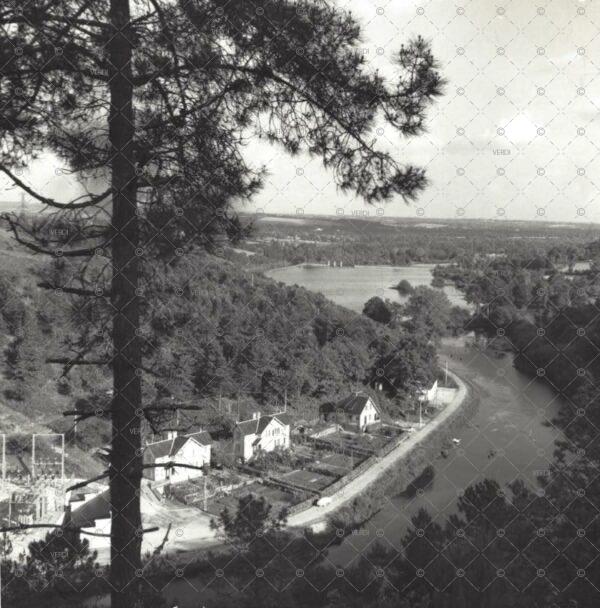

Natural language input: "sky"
[2,0,600,224]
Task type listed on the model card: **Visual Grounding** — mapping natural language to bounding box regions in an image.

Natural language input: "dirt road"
[157,369,469,560]
[287,369,468,528]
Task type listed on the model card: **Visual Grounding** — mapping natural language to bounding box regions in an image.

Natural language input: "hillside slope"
[142,253,394,420]
[0,244,431,461]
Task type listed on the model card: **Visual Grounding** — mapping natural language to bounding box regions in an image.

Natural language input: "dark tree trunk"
[108,1,142,606]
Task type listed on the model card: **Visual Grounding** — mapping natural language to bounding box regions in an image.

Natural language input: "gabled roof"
[235,413,292,437]
[186,431,212,446]
[69,489,111,528]
[145,437,175,460]
[334,393,379,416]
[145,431,212,462]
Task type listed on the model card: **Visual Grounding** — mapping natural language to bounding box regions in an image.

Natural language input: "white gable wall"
[256,418,290,453]
[169,440,211,483]
[147,439,211,484]
[358,398,380,430]
[234,418,291,462]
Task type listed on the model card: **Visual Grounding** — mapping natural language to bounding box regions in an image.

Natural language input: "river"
[159,263,567,606]
[263,263,567,566]
[266,263,468,309]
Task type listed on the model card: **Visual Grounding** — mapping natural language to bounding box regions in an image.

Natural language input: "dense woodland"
[0,247,444,457]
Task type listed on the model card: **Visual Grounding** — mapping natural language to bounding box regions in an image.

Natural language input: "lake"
[265,263,468,312]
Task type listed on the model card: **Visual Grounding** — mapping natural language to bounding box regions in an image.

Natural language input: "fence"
[303,435,375,458]
[261,475,317,496]
[285,433,409,516]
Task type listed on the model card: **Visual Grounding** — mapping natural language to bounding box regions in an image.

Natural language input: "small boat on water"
[452,438,461,445]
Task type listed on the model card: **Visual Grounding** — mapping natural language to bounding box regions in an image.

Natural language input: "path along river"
[264,263,568,566]
[156,263,568,606]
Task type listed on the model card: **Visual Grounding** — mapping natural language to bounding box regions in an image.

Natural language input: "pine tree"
[0,2,443,605]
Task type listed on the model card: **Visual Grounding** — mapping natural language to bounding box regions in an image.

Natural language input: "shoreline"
[286,368,468,529]
[155,367,470,564]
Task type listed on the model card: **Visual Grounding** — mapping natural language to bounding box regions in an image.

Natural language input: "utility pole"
[31,434,35,480]
[61,434,65,483]
[1,435,5,482]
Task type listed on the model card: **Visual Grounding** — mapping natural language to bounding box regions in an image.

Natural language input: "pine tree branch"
[82,526,159,537]
[3,214,105,257]
[0,165,112,210]
[38,281,109,297]
[67,471,109,492]
[142,462,206,471]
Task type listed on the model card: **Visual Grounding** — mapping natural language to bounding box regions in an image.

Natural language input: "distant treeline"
[235,218,600,268]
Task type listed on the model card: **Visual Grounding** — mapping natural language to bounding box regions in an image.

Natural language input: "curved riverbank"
[287,369,469,529]
[155,367,471,566]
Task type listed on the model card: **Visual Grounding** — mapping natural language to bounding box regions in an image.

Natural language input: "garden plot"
[313,451,358,476]
[317,430,388,454]
[276,469,333,493]
[203,480,304,516]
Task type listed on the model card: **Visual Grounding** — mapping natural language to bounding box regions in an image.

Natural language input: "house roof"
[235,413,292,437]
[145,431,212,462]
[69,489,111,528]
[186,431,212,446]
[333,393,380,416]
[145,438,175,460]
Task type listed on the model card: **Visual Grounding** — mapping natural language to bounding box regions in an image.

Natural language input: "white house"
[321,392,381,432]
[143,431,212,483]
[233,412,292,462]
[417,380,439,404]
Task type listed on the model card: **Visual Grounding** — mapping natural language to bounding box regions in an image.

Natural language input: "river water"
[263,263,567,566]
[266,263,468,310]
[160,264,567,605]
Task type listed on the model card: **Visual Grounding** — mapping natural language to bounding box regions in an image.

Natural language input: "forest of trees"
[0,253,442,440]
